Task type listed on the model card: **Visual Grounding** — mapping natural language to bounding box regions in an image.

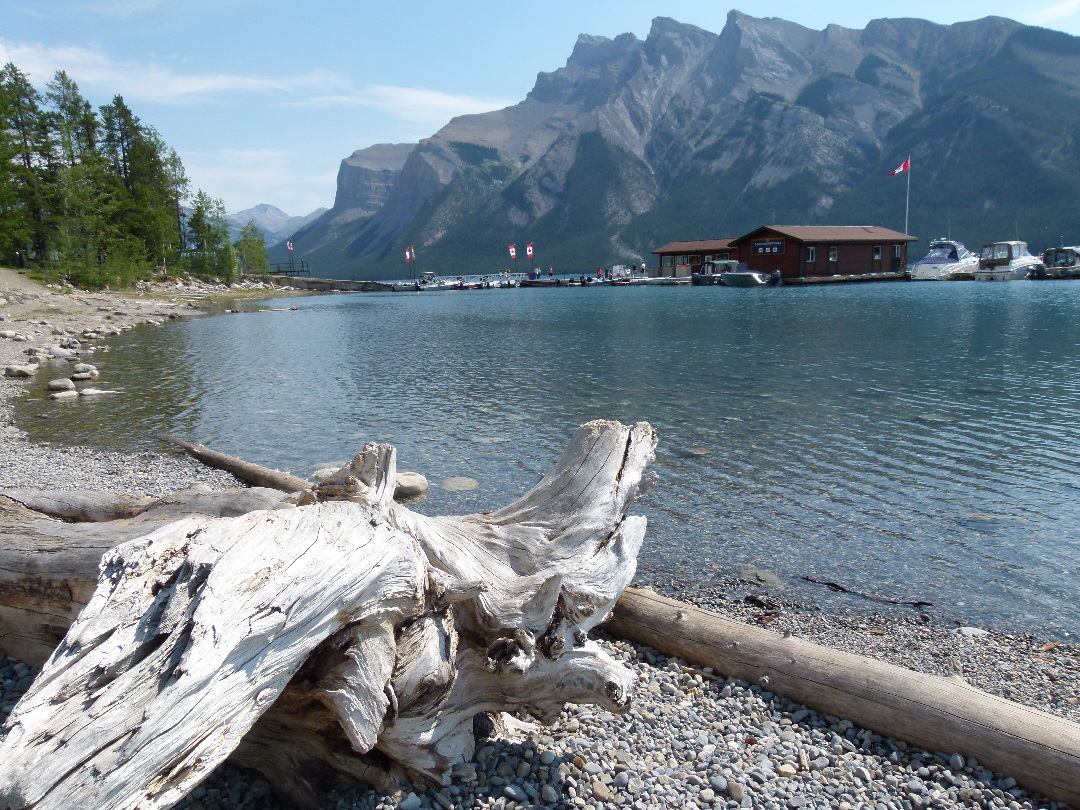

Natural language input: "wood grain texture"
[0,420,656,810]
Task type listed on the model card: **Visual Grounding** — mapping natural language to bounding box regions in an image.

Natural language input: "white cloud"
[0,38,348,103]
[183,148,337,216]
[1024,0,1080,24]
[0,37,511,128]
[297,85,515,125]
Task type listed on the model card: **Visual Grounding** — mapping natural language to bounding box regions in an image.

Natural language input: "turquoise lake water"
[16,281,1080,636]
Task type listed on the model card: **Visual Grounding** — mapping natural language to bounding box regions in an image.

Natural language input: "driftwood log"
[0,419,657,810]
[608,589,1080,808]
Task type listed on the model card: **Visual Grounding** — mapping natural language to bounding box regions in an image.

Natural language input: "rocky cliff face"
[290,12,1080,278]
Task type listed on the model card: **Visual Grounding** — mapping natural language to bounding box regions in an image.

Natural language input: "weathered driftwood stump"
[0,419,657,810]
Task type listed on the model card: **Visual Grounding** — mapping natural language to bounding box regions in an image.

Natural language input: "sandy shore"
[0,267,1077,810]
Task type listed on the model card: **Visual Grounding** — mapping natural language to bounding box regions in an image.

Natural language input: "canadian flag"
[890,158,910,175]
[410,246,416,261]
[526,243,533,258]
[286,239,294,253]
[509,244,516,259]
[404,248,411,263]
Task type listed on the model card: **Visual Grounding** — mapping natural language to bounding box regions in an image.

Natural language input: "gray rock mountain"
[281,12,1080,279]
[226,204,327,244]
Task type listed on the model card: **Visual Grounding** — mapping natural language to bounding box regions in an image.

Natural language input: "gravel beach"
[0,268,1076,810]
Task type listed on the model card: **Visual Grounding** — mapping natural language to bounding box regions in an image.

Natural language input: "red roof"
[652,239,735,255]
[731,225,916,244]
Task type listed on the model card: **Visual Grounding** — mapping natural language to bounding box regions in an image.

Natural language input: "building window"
[719,251,730,260]
[893,244,902,259]
[828,246,838,262]
[662,256,673,267]
[806,246,816,263]
[873,245,882,261]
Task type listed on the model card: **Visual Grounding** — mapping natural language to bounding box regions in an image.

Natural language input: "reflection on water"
[16,282,1080,635]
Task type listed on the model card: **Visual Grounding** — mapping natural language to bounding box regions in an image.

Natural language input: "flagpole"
[905,156,911,235]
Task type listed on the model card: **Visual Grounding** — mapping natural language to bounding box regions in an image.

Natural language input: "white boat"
[975,241,1043,281]
[908,239,979,281]
[1040,247,1080,279]
[720,268,782,287]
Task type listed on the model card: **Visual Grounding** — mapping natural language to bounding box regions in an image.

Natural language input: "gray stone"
[949,753,966,771]
[590,780,616,802]
[737,565,783,588]
[4,365,36,378]
[49,390,79,400]
[47,378,76,392]
[728,782,746,800]
[441,476,479,491]
[395,470,429,498]
[503,784,527,802]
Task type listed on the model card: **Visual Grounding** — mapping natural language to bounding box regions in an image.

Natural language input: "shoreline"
[1,267,1077,810]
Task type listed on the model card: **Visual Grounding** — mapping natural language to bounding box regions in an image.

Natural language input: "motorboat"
[908,239,979,281]
[1041,247,1080,279]
[720,267,782,287]
[692,259,738,285]
[975,241,1043,281]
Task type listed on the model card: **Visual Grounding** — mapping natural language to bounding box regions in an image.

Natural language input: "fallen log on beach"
[163,435,314,493]
[607,588,1080,808]
[0,420,656,810]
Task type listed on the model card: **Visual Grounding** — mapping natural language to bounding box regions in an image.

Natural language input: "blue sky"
[4,0,1078,217]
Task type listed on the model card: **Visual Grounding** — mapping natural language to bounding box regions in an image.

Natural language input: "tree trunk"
[607,587,1080,808]
[0,420,657,810]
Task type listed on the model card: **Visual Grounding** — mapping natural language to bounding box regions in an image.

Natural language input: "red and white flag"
[404,248,411,263]
[526,243,533,258]
[890,158,910,176]
[410,246,416,261]
[286,239,294,253]
[509,244,516,259]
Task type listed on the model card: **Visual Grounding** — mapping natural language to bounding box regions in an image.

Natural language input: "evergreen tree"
[100,95,180,269]
[46,71,98,167]
[0,66,33,266]
[234,220,269,275]
[0,63,50,263]
[184,190,236,281]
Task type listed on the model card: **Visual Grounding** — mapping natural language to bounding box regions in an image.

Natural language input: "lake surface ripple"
[18,282,1080,636]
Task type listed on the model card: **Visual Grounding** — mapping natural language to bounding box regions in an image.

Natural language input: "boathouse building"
[652,239,736,276]
[653,226,917,280]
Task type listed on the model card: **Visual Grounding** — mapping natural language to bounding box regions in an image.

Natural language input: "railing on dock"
[269,261,310,277]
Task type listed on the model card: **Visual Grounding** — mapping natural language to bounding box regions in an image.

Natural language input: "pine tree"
[0,63,50,264]
[234,220,269,275]
[184,190,236,282]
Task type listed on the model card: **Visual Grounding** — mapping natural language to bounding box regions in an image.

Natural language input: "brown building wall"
[739,238,908,278]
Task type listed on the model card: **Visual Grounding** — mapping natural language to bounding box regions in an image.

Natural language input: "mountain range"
[226,204,326,245]
[269,11,1080,279]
